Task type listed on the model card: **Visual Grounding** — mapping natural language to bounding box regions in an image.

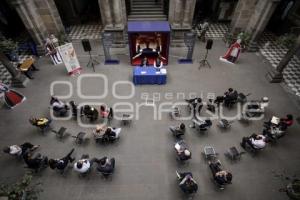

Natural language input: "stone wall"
[230,0,257,34]
[34,0,64,35]
[230,0,280,44]
[169,0,196,46]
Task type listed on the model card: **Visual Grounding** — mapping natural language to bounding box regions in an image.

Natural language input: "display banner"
[58,43,81,75]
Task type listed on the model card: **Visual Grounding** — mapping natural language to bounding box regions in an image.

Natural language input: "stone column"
[99,0,127,47]
[99,0,113,29]
[169,0,196,47]
[246,0,280,43]
[172,0,183,28]
[266,35,300,83]
[0,52,28,88]
[34,0,65,35]
[10,0,49,54]
[230,0,257,34]
[182,0,193,28]
[112,0,123,28]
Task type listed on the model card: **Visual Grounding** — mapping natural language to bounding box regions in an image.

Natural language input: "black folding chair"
[121,114,132,126]
[51,127,68,139]
[72,132,87,144]
[224,146,244,161]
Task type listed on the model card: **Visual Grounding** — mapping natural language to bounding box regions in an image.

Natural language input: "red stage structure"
[127,21,170,66]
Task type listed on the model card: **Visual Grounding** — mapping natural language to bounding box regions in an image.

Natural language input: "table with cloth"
[133,67,167,85]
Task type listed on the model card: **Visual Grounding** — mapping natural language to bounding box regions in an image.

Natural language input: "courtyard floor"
[0,39,299,200]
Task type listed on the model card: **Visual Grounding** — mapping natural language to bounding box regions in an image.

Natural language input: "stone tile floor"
[258,32,300,97]
[67,24,103,40]
[195,23,230,40]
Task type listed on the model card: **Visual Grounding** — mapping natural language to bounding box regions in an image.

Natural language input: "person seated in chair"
[224,88,238,107]
[208,160,232,188]
[93,125,106,142]
[214,96,225,107]
[263,115,293,140]
[50,96,69,116]
[241,133,267,150]
[175,140,191,161]
[100,105,113,119]
[3,142,39,157]
[105,127,121,141]
[263,126,285,142]
[73,154,97,174]
[29,117,51,130]
[176,171,198,194]
[69,101,77,117]
[169,123,185,137]
[82,105,98,121]
[49,148,75,171]
[279,114,293,131]
[190,118,212,131]
[153,57,163,70]
[185,97,203,116]
[94,126,121,143]
[17,62,39,79]
[23,151,48,171]
[207,99,216,113]
[96,156,115,176]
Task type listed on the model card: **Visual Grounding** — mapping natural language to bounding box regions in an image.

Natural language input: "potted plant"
[0,173,42,200]
[237,32,251,52]
[57,31,71,46]
[223,32,235,47]
[0,36,19,62]
[287,179,300,200]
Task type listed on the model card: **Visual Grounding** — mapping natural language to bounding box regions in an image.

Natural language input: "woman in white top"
[3,142,39,157]
[74,158,91,174]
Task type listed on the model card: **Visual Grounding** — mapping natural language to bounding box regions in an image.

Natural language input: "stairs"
[128,0,167,21]
[0,62,12,85]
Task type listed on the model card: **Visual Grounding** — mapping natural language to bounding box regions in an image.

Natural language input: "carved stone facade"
[230,0,280,42]
[7,0,284,49]
[99,0,127,47]
[10,0,64,54]
[168,0,196,46]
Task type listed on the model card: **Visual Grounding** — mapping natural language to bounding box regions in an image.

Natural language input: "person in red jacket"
[279,114,294,130]
[220,39,241,64]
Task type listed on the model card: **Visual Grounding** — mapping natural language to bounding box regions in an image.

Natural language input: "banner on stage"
[58,43,81,75]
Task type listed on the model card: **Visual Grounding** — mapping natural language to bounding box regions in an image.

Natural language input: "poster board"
[58,43,81,75]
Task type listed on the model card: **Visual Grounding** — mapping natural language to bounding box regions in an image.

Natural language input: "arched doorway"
[267,0,298,35]
[53,0,103,40]
[0,0,31,40]
[193,0,238,24]
[54,0,101,26]
[0,0,37,56]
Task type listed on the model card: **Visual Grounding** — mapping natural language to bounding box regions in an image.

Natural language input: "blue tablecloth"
[133,67,167,85]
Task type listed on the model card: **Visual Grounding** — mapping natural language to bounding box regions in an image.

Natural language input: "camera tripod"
[199,49,211,69]
[87,51,99,72]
